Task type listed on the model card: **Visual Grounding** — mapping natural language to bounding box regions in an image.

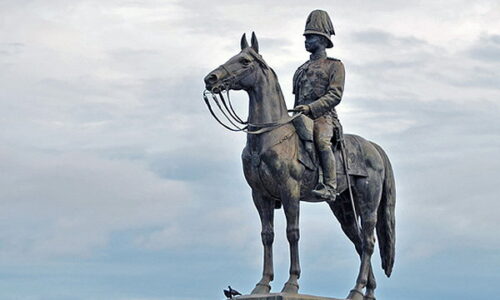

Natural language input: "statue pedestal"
[232,293,343,300]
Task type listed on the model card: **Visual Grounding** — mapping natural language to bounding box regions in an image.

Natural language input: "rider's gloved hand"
[294,105,311,115]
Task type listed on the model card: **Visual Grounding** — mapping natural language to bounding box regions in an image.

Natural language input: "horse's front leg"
[251,190,275,294]
[280,179,301,294]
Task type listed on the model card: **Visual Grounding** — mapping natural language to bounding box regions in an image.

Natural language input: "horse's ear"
[241,33,249,50]
[251,32,259,53]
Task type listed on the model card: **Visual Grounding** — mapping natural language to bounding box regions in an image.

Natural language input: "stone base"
[230,293,343,300]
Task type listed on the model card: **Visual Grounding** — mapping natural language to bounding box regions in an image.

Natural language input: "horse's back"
[343,134,386,173]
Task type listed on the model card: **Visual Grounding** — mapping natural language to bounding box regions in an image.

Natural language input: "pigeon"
[223,286,242,299]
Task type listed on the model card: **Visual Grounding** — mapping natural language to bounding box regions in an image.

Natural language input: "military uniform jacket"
[293,55,345,119]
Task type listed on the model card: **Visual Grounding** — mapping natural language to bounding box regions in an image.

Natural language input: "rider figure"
[293,10,345,201]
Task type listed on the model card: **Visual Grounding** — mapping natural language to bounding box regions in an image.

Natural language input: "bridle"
[203,50,301,135]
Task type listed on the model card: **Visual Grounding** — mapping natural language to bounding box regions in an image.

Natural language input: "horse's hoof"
[347,289,364,300]
[251,283,271,295]
[281,282,299,294]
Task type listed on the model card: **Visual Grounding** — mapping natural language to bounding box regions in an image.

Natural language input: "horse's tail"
[371,142,396,278]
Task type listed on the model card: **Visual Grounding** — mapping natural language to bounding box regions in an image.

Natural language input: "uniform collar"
[310,50,327,61]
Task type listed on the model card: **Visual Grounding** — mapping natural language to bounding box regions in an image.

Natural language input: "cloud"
[351,30,426,47]
[1,0,498,263]
[1,1,500,299]
[0,146,191,260]
[467,34,500,62]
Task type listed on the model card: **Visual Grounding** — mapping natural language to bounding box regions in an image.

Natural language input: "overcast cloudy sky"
[1,1,499,300]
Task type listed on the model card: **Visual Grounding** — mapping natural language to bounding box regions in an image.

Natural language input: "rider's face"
[304,34,324,53]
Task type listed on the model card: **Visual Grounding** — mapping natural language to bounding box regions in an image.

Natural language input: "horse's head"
[204,32,268,93]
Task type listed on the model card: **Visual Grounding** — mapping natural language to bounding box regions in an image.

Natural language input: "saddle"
[292,115,368,177]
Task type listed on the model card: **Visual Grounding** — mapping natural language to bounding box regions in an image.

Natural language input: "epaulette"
[327,57,341,61]
[294,61,309,75]
[298,60,309,69]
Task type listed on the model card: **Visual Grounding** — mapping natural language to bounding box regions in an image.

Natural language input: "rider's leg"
[319,147,337,191]
[312,114,337,199]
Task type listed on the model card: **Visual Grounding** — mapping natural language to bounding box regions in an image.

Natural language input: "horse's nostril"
[205,74,218,84]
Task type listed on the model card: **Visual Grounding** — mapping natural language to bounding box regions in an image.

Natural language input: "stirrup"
[312,186,338,201]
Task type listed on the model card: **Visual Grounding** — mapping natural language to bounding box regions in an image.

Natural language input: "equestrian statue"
[203,10,396,300]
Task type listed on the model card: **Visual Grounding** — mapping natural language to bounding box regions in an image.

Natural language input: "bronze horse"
[204,33,395,300]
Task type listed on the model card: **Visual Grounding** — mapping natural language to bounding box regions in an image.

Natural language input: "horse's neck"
[246,69,291,152]
[247,69,288,125]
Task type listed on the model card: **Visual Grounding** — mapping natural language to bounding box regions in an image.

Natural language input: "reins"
[203,89,302,135]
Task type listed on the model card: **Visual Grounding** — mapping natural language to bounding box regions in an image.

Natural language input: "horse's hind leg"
[251,190,275,294]
[347,180,382,300]
[342,222,377,299]
[330,200,377,299]
[348,215,377,299]
[364,266,377,300]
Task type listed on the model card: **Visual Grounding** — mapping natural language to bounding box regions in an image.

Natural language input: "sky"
[0,0,499,299]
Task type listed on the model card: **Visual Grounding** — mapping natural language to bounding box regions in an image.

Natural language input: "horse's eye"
[240,58,251,65]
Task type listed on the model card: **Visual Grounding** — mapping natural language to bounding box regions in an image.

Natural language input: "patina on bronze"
[293,10,344,202]
[203,11,396,300]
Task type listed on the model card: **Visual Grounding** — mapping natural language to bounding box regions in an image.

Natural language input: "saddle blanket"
[298,133,369,177]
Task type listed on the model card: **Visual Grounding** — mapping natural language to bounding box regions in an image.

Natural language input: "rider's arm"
[308,60,345,119]
[292,63,305,107]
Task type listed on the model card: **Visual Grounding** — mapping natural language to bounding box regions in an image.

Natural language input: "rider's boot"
[312,149,338,201]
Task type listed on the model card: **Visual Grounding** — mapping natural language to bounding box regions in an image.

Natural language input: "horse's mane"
[247,47,289,115]
[268,67,288,111]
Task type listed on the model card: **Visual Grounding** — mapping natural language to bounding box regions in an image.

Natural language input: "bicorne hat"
[303,10,335,48]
